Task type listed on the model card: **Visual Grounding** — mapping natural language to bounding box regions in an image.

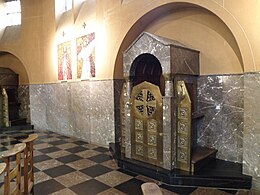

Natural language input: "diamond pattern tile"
[43,165,76,178]
[0,129,257,195]
[69,179,110,195]
[80,164,113,178]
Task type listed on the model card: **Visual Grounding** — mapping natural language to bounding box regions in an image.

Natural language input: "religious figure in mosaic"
[76,32,95,79]
[58,41,72,80]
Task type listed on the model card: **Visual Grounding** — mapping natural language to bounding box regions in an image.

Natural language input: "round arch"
[0,51,29,84]
[114,1,254,79]
[130,53,162,87]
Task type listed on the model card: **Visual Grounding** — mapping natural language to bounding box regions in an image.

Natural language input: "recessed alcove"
[0,65,32,130]
[113,32,252,189]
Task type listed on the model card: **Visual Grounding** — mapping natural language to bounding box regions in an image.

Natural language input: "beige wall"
[0,0,259,83]
[0,53,29,84]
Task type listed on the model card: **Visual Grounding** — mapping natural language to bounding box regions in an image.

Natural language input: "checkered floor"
[0,129,258,195]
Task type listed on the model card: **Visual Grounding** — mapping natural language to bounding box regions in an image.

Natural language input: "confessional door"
[130,81,163,166]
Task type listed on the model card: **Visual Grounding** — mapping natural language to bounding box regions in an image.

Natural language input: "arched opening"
[0,51,31,127]
[0,51,29,84]
[130,53,162,88]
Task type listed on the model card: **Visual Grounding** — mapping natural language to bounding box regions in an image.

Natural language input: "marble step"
[191,146,218,173]
[9,118,27,126]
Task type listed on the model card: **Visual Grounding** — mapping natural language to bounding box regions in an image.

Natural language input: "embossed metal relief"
[178,120,188,134]
[136,144,144,156]
[179,107,188,119]
[176,81,191,172]
[148,147,157,160]
[134,89,156,118]
[178,135,188,148]
[136,131,143,143]
[135,119,143,130]
[147,119,157,132]
[148,133,157,146]
[177,149,188,163]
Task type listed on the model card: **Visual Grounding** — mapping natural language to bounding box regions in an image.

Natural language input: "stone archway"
[0,51,31,126]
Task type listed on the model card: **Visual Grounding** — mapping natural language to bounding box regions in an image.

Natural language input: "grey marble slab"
[197,75,244,163]
[30,80,116,146]
[18,85,31,123]
[243,73,260,190]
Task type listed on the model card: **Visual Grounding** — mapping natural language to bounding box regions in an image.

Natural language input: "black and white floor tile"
[0,129,259,195]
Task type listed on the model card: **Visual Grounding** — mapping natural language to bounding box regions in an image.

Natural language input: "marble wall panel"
[30,84,48,130]
[18,85,31,123]
[163,97,173,170]
[197,75,244,163]
[30,80,115,146]
[69,81,91,141]
[171,47,199,75]
[123,33,171,77]
[89,80,115,146]
[114,79,124,144]
[243,73,260,190]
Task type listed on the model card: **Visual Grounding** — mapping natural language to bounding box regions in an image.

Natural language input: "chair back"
[1,143,26,195]
[0,163,6,175]
[22,134,38,195]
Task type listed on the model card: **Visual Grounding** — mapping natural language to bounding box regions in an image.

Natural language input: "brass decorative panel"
[134,89,157,118]
[136,144,144,156]
[177,149,188,163]
[178,135,188,148]
[178,120,189,134]
[131,81,163,166]
[148,147,157,160]
[147,119,157,132]
[147,133,157,146]
[136,131,143,143]
[176,81,191,172]
[178,107,188,119]
[135,119,143,130]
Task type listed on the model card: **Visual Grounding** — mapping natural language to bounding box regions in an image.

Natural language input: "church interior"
[0,0,260,194]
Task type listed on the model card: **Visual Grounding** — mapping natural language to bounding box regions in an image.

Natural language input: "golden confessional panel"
[130,81,163,166]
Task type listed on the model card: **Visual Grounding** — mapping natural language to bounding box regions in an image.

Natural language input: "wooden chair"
[0,163,6,175]
[22,134,38,195]
[0,162,6,187]
[141,182,163,195]
[1,143,26,195]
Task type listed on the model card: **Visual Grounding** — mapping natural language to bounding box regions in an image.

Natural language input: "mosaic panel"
[57,41,72,80]
[76,32,96,79]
